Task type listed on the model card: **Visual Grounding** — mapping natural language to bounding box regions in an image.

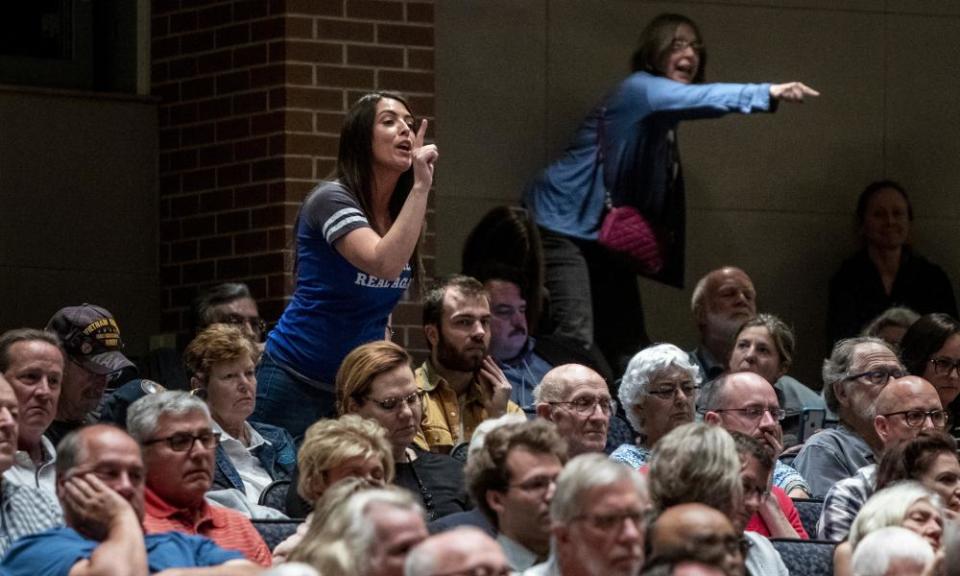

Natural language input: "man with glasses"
[465,420,567,571]
[818,375,944,541]
[126,391,272,566]
[1,424,260,576]
[793,337,905,497]
[646,503,747,576]
[534,364,612,457]
[702,371,809,538]
[45,304,137,447]
[523,453,648,576]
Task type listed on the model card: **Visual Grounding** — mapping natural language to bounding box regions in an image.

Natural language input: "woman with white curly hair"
[611,343,702,468]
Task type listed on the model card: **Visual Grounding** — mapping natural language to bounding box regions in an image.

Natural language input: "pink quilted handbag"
[597,205,664,274]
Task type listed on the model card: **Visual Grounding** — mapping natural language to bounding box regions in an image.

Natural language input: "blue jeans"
[253,352,337,443]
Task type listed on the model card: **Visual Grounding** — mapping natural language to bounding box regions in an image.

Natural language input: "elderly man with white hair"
[534,364,614,457]
[610,344,702,468]
[405,527,510,576]
[851,526,935,576]
[523,453,649,576]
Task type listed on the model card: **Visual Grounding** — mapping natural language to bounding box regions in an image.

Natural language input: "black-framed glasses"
[646,382,699,400]
[572,509,648,532]
[549,395,616,415]
[712,406,786,422]
[365,390,424,412]
[881,409,948,429]
[220,313,266,340]
[508,474,559,495]
[844,367,907,386]
[930,357,960,378]
[143,431,221,452]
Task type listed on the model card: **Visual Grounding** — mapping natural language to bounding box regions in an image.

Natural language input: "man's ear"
[424,324,439,350]
[535,403,553,421]
[833,381,851,408]
[486,490,506,517]
[703,411,722,426]
[874,414,890,443]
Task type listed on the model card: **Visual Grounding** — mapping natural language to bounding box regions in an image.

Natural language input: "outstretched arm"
[770,82,820,103]
[336,119,439,280]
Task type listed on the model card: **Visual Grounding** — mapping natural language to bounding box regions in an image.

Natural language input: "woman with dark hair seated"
[875,429,960,518]
[900,313,960,434]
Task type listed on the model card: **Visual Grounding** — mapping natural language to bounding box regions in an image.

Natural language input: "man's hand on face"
[63,473,137,539]
[760,427,783,458]
[477,355,512,417]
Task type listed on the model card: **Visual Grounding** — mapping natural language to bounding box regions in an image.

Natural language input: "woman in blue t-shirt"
[254,92,438,439]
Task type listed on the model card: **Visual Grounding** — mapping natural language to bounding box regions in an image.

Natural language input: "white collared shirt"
[212,421,273,505]
[2,435,57,501]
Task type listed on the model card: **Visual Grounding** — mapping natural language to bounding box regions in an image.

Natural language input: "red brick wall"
[152,0,434,355]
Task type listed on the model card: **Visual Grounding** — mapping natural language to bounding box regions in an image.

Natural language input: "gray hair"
[849,481,941,550]
[851,526,934,576]
[193,282,254,329]
[405,527,493,576]
[648,423,742,518]
[618,344,701,433]
[550,453,647,524]
[467,412,527,459]
[861,307,920,340]
[822,337,896,414]
[126,390,211,443]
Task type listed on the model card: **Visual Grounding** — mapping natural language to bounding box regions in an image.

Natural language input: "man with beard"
[701,371,809,537]
[689,267,757,382]
[414,275,521,453]
[0,328,64,498]
[126,391,272,566]
[793,337,905,497]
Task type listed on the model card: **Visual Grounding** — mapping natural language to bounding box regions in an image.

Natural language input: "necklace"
[406,448,436,521]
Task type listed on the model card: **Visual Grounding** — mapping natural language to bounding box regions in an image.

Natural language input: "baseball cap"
[46,304,135,375]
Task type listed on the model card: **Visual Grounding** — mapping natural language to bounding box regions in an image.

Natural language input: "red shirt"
[744,486,809,539]
[143,486,272,566]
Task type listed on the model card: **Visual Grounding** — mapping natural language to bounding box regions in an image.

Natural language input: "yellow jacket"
[413,359,523,453]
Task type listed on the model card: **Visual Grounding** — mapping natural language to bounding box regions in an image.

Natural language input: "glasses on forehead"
[143,431,220,452]
[646,382,699,400]
[712,406,786,422]
[364,389,424,412]
[930,357,960,378]
[548,395,616,415]
[844,367,907,386]
[881,409,949,429]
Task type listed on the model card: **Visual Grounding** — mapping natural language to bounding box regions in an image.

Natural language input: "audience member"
[126,391,272,566]
[834,482,943,576]
[524,453,649,576]
[0,424,258,575]
[405,526,510,576]
[612,344,700,468]
[289,485,428,576]
[0,328,64,497]
[648,423,788,576]
[860,306,920,347]
[701,371,809,497]
[874,429,960,517]
[899,313,960,433]
[819,375,944,540]
[534,364,612,457]
[0,373,62,555]
[727,313,826,437]
[465,419,567,571]
[255,92,437,440]
[274,477,372,563]
[414,275,521,453]
[689,267,757,382]
[44,304,137,447]
[729,431,806,539]
[828,179,958,344]
[181,324,296,508]
[850,527,935,576]
[337,340,469,519]
[793,337,905,497]
[646,503,746,576]
[193,283,267,346]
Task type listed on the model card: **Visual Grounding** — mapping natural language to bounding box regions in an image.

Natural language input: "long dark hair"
[631,13,707,83]
[900,313,960,376]
[875,429,958,492]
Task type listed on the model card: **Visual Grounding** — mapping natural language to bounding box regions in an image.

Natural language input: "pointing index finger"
[414,118,428,148]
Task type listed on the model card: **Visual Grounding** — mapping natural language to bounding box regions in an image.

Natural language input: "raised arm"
[336,119,438,280]
[66,474,148,576]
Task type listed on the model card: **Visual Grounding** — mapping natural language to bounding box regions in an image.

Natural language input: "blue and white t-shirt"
[266,181,412,386]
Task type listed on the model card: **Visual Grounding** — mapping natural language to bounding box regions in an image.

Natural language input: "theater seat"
[790,498,824,538]
[770,538,835,576]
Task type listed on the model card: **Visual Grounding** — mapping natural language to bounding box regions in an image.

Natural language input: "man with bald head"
[647,503,746,576]
[690,267,757,381]
[404,526,510,576]
[793,337,906,497]
[534,364,611,456]
[818,375,944,541]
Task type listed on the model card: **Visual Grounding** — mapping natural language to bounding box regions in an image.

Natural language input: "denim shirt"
[213,421,296,495]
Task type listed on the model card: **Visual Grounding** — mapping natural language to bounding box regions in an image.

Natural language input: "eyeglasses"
[143,431,221,452]
[429,567,512,576]
[646,382,699,400]
[572,509,648,532]
[508,474,558,495]
[844,367,907,386]
[365,390,424,412]
[881,409,949,429]
[220,313,266,340]
[549,396,616,415]
[670,38,704,54]
[930,357,960,378]
[712,406,786,422]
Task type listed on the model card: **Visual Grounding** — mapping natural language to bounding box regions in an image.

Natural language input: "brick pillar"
[152,0,434,356]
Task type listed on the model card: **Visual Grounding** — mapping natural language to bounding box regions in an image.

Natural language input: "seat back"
[770,538,835,576]
[791,498,824,538]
